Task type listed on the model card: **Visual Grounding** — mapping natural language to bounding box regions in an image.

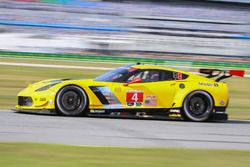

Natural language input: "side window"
[161,70,188,81]
[146,70,160,82]
[126,71,144,82]
[126,70,188,82]
[126,70,161,83]
[162,71,174,81]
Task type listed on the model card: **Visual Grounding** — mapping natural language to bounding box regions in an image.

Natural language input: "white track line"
[0,61,249,77]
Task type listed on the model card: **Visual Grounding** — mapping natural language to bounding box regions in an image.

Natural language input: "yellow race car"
[15,64,245,122]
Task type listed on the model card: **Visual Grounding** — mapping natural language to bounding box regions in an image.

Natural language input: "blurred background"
[0,0,250,62]
[0,0,249,119]
[1,1,250,165]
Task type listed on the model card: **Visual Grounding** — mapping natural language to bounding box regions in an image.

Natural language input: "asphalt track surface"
[0,110,250,150]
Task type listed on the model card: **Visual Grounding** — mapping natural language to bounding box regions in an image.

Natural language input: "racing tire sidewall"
[56,85,88,116]
[183,91,214,122]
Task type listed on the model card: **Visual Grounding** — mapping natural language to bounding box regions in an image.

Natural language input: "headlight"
[35,83,59,92]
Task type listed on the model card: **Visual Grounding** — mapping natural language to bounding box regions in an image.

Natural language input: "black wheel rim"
[189,96,206,116]
[61,91,81,111]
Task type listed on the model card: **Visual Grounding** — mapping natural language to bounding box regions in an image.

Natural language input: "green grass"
[0,143,250,167]
[0,58,107,109]
[0,57,249,119]
[226,77,250,120]
[0,57,123,67]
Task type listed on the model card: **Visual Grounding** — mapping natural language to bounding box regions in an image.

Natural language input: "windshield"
[95,67,137,82]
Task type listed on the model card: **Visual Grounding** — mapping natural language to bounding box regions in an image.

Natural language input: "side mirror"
[123,78,142,86]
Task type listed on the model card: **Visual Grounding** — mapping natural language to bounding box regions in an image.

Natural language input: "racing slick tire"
[56,85,88,116]
[183,91,214,122]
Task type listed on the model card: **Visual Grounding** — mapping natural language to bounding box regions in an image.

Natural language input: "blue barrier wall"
[1,20,250,39]
[0,21,130,32]
[15,0,103,6]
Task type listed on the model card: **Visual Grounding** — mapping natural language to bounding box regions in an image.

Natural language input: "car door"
[111,69,177,109]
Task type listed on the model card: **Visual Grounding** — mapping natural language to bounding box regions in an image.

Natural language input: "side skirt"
[12,109,57,115]
[88,108,185,120]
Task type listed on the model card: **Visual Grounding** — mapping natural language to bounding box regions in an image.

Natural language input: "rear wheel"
[183,91,213,122]
[56,85,88,116]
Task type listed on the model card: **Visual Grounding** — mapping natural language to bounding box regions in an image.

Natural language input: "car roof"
[131,65,190,75]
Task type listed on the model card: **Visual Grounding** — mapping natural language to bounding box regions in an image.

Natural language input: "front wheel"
[56,85,88,116]
[183,91,214,122]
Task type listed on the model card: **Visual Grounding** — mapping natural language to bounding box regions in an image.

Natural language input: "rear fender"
[171,82,227,108]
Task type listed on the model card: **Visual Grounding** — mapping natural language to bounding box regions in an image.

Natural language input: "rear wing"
[199,69,245,82]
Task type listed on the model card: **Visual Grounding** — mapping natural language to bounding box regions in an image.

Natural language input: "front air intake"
[18,96,33,106]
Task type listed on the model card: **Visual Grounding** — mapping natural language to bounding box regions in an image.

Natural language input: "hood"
[26,78,90,92]
[38,78,86,83]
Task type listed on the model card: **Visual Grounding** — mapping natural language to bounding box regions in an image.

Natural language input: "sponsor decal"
[173,72,183,80]
[40,98,46,101]
[126,102,142,107]
[127,102,134,107]
[169,113,181,118]
[136,112,146,117]
[114,87,121,93]
[198,82,213,86]
[90,110,105,113]
[90,86,123,109]
[126,90,144,107]
[135,102,142,106]
[199,82,219,87]
[145,95,157,106]
[111,112,129,116]
[169,109,180,113]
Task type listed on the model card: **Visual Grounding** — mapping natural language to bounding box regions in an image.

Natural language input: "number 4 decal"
[131,93,138,102]
[126,90,143,103]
